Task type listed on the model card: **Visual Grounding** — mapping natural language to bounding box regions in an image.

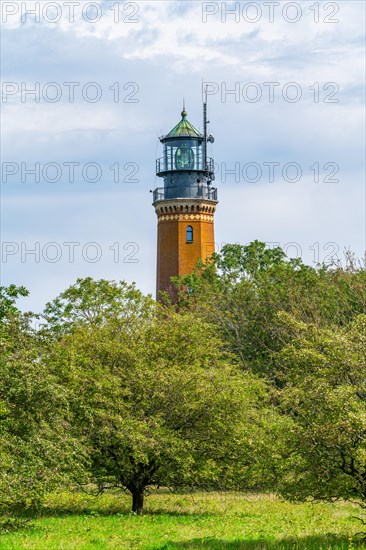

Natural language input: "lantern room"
[154,109,216,202]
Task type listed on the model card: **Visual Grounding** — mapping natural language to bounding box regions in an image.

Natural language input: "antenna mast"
[203,86,208,173]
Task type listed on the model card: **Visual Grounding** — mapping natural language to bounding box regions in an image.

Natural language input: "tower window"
[186,225,193,243]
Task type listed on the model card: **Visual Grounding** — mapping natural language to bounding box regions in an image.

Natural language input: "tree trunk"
[131,487,144,515]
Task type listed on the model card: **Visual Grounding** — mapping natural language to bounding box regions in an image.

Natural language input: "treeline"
[0,241,365,519]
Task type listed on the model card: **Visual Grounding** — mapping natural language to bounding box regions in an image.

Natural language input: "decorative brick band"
[154,199,217,217]
[158,213,214,223]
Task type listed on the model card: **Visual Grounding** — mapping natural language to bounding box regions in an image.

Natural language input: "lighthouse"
[152,98,218,299]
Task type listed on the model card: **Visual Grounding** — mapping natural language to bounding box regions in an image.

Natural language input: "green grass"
[0,491,365,549]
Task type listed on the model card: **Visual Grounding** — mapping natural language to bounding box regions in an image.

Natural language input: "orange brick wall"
[156,218,179,296]
[156,213,215,298]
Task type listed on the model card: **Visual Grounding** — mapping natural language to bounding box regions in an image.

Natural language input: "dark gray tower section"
[154,106,217,202]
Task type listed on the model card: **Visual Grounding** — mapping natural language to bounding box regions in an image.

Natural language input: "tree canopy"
[0,305,85,513]
[1,242,365,520]
[273,313,366,504]
[175,241,366,374]
[49,304,275,514]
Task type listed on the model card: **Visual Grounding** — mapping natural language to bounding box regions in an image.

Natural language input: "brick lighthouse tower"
[152,98,218,299]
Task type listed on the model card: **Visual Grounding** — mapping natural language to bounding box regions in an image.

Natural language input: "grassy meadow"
[0,491,365,549]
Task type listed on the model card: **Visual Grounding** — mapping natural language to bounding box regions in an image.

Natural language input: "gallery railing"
[153,186,217,202]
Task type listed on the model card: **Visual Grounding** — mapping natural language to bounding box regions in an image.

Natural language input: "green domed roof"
[164,110,203,139]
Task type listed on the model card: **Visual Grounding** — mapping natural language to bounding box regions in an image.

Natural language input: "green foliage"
[50,301,274,513]
[173,244,366,507]
[175,242,366,374]
[0,284,28,323]
[0,516,32,534]
[0,310,86,513]
[1,258,365,526]
[274,313,366,503]
[42,277,154,335]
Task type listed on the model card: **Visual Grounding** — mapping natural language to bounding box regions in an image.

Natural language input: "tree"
[51,305,273,514]
[42,277,154,335]
[174,241,366,375]
[0,290,86,514]
[273,313,366,504]
[0,284,28,323]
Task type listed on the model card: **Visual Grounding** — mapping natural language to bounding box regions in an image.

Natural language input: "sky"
[1,0,365,312]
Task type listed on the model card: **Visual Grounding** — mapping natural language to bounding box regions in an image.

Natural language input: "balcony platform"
[152,186,218,204]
